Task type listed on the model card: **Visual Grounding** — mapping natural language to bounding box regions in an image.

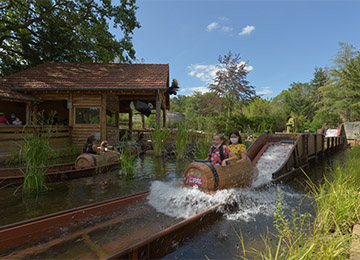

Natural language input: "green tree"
[318,43,360,123]
[0,0,140,76]
[243,98,286,133]
[209,51,257,132]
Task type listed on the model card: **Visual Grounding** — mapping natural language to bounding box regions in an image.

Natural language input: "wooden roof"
[0,62,169,91]
[0,85,38,102]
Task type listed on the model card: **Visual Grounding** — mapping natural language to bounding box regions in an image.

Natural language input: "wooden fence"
[0,126,71,154]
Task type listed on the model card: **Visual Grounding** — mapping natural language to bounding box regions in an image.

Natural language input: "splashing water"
[252,144,294,187]
[148,181,302,222]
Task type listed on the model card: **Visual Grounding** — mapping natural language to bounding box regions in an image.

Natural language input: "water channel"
[0,149,348,259]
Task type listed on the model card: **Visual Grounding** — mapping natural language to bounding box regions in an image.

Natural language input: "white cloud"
[221,26,233,32]
[239,25,255,36]
[258,86,273,95]
[188,64,218,83]
[206,22,219,32]
[188,63,254,84]
[189,86,210,94]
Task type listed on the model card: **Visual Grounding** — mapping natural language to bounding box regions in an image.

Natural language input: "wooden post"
[101,93,107,141]
[129,110,133,131]
[156,89,160,128]
[68,92,74,127]
[25,102,31,125]
[141,114,145,128]
[162,107,166,127]
[32,104,38,125]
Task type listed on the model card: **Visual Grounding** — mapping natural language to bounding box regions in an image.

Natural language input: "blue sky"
[113,0,360,98]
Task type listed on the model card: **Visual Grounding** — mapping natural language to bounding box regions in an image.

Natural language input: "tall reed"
[194,137,211,159]
[119,149,138,179]
[235,146,360,260]
[20,127,52,194]
[175,123,190,160]
[151,126,170,156]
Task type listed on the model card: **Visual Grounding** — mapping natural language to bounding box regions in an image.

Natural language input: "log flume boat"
[183,159,258,192]
[0,152,119,188]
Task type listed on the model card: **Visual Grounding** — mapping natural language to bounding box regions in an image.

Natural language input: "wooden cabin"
[0,62,170,157]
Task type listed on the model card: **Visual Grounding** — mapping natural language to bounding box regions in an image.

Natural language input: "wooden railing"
[0,126,71,154]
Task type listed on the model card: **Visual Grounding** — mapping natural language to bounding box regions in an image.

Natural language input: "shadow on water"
[0,155,190,226]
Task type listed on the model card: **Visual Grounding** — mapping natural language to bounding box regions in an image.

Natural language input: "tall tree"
[209,51,257,132]
[318,43,360,123]
[0,0,140,76]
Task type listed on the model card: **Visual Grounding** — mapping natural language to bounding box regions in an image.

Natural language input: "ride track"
[0,132,347,259]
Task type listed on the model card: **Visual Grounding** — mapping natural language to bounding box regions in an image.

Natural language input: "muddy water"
[0,149,348,259]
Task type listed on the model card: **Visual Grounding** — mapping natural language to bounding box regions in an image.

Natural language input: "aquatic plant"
[119,150,138,179]
[151,126,170,157]
[20,127,52,194]
[175,123,191,160]
[235,146,360,259]
[194,137,211,159]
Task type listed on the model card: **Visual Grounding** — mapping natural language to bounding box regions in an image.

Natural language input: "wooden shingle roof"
[0,62,169,91]
[0,85,38,102]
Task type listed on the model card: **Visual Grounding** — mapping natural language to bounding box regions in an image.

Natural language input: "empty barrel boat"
[183,159,258,192]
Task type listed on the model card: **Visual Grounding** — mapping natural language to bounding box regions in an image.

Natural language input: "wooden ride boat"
[0,152,119,188]
[183,159,258,192]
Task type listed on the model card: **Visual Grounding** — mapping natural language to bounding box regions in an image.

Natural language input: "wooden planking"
[101,93,107,140]
[107,126,119,145]
[34,93,70,100]
[73,94,101,107]
[72,125,101,148]
[106,94,120,112]
[0,137,70,153]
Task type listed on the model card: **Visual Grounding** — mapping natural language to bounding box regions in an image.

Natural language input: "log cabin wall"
[106,94,120,145]
[71,93,102,150]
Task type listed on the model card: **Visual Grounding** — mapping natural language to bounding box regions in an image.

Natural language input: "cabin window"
[106,109,117,127]
[75,107,100,124]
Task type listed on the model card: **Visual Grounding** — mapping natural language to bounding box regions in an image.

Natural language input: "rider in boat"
[228,130,248,163]
[206,133,236,167]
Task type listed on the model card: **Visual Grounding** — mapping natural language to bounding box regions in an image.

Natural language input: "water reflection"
[0,155,190,226]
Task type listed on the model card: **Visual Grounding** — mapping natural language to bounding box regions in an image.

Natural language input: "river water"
[0,150,348,259]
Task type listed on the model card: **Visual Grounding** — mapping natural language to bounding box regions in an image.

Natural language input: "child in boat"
[83,135,98,154]
[228,130,247,162]
[99,141,117,153]
[206,133,236,166]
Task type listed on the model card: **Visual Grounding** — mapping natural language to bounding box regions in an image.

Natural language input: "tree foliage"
[318,43,360,123]
[0,0,140,76]
[169,43,360,134]
[209,51,257,132]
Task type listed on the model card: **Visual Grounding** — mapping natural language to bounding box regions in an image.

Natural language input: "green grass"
[175,123,191,160]
[151,126,170,157]
[119,150,138,179]
[236,146,360,260]
[194,137,212,159]
[20,129,52,194]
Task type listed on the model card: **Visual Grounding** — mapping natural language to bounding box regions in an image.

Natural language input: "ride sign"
[188,176,203,186]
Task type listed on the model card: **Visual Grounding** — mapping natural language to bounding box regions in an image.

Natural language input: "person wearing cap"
[0,113,10,125]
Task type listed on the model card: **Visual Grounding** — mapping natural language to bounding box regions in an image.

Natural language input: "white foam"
[148,181,302,222]
[253,144,293,187]
[148,180,234,219]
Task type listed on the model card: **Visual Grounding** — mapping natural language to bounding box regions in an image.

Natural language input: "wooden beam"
[68,93,74,127]
[156,89,160,128]
[129,110,133,132]
[118,96,156,101]
[101,93,107,141]
[25,102,30,125]
[162,107,166,127]
[32,104,38,125]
